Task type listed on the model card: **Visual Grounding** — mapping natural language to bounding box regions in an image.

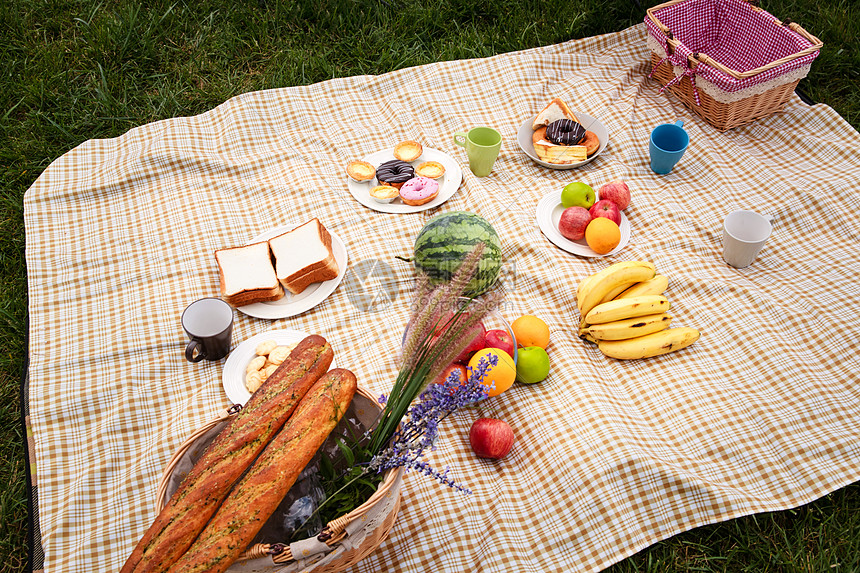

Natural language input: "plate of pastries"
[345,141,463,214]
[517,98,608,169]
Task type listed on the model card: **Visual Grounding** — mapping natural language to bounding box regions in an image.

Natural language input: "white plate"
[346,147,463,213]
[222,329,323,405]
[237,224,348,319]
[516,111,609,170]
[536,190,631,258]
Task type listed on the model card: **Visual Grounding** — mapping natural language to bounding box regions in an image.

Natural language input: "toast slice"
[216,241,284,306]
[268,219,340,295]
[532,98,578,130]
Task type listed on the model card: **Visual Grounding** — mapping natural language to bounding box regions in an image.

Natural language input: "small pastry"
[580,131,600,156]
[546,119,586,146]
[532,126,586,164]
[399,176,440,206]
[376,159,415,189]
[369,185,400,203]
[393,140,423,162]
[415,161,445,179]
[346,160,375,182]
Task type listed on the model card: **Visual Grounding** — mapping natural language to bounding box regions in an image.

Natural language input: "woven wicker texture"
[23,24,860,573]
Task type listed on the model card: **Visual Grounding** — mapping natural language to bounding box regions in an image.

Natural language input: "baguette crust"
[169,369,358,573]
[122,335,334,573]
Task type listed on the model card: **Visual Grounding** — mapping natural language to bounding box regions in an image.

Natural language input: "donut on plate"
[399,176,440,206]
[376,160,415,189]
[546,119,586,146]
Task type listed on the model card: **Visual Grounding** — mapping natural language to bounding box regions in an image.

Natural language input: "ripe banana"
[599,280,641,305]
[585,295,670,325]
[583,313,672,341]
[615,275,669,300]
[576,272,599,313]
[577,261,656,323]
[597,327,700,359]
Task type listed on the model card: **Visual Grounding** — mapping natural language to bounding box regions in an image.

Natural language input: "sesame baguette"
[169,368,358,573]
[122,335,334,573]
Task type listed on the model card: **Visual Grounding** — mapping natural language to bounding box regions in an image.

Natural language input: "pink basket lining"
[655,0,814,73]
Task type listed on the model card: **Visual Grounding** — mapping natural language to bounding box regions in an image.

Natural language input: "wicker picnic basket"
[645,0,822,131]
[156,385,402,573]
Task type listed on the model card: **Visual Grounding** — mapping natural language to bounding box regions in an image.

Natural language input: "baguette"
[122,335,334,573]
[169,368,358,573]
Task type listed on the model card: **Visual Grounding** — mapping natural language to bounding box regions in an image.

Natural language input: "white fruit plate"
[536,190,630,258]
[516,111,609,170]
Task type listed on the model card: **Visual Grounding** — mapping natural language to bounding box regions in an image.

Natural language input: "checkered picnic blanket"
[23,24,860,573]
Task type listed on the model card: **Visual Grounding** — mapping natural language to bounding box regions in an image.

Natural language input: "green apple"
[561,182,596,209]
[516,346,550,384]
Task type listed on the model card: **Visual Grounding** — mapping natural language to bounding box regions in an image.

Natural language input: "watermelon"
[413,211,502,296]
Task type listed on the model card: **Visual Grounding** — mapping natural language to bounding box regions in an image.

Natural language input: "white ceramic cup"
[722,210,775,269]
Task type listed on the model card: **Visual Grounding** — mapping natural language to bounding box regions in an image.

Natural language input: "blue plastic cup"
[649,120,689,174]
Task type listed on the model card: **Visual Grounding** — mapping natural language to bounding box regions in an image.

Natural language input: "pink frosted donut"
[399,176,440,206]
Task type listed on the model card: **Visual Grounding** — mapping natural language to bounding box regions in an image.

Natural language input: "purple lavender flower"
[367,354,496,493]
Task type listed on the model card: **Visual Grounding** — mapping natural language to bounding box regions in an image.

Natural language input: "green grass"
[1,1,857,571]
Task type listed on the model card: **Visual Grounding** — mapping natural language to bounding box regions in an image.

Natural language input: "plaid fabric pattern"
[23,25,860,573]
[646,0,820,92]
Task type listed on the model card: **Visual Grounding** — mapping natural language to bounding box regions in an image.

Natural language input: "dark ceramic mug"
[181,298,233,362]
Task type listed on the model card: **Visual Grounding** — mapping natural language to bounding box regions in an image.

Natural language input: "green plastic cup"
[454,127,502,177]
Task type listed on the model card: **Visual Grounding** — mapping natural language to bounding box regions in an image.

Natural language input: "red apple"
[589,199,621,226]
[598,180,630,210]
[558,206,592,241]
[437,363,467,385]
[484,329,515,359]
[469,418,515,459]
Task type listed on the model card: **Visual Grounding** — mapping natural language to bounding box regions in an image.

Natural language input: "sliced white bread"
[532,97,578,130]
[215,241,284,306]
[268,219,340,295]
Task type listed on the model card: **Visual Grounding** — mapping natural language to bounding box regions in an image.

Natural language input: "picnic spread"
[23,15,860,573]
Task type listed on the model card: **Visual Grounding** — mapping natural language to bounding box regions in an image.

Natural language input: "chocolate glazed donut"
[376,160,415,189]
[546,119,586,145]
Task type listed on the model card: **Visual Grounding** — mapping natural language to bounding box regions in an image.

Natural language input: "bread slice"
[215,242,284,306]
[268,219,340,295]
[532,98,578,130]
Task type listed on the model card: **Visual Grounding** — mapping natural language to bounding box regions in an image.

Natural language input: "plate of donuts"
[345,145,463,214]
[535,190,630,257]
[517,111,609,170]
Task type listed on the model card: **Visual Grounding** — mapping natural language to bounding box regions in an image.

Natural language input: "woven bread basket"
[645,0,822,131]
[156,385,402,572]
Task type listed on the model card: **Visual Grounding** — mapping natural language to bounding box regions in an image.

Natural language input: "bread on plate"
[268,219,339,295]
[216,241,284,306]
[532,97,579,130]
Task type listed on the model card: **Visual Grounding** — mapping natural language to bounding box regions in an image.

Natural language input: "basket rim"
[646,0,822,80]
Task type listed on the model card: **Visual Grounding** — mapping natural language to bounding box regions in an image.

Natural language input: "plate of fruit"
[536,180,631,258]
[516,98,609,170]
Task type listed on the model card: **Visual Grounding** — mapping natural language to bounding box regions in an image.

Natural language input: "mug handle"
[185,339,205,363]
[674,120,684,127]
[453,131,468,147]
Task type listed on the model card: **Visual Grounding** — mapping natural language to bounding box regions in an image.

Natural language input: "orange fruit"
[510,315,550,349]
[585,218,621,254]
[468,348,516,397]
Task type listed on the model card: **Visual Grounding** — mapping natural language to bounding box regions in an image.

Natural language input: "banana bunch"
[576,261,700,359]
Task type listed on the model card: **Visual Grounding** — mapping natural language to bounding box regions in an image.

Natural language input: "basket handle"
[646,0,823,80]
